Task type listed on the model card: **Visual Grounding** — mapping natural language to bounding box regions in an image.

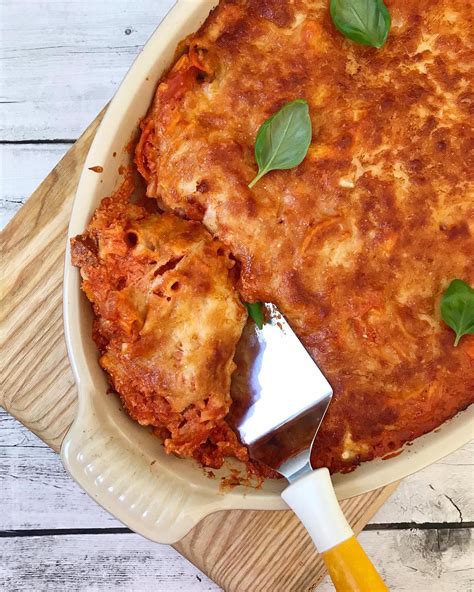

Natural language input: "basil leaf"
[245,302,265,330]
[440,279,474,347]
[248,99,312,189]
[330,0,391,48]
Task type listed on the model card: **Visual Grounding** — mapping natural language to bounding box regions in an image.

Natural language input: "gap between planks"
[1,522,473,539]
[0,140,76,145]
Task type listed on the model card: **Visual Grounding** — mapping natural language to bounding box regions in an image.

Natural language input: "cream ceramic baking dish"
[62,0,474,544]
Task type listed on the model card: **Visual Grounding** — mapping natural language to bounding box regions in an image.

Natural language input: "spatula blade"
[235,303,333,480]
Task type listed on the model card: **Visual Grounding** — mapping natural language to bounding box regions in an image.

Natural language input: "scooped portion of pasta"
[71,175,250,470]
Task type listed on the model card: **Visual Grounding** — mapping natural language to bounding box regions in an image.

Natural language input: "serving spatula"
[236,303,388,591]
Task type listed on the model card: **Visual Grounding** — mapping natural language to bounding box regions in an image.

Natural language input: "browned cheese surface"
[137,0,474,472]
[71,177,249,468]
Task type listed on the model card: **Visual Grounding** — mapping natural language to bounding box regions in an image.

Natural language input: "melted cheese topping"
[137,0,474,473]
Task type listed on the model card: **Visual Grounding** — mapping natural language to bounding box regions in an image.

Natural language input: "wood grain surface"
[2,529,472,592]
[1,115,102,451]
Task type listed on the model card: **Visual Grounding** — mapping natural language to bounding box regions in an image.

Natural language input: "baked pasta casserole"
[73,0,474,476]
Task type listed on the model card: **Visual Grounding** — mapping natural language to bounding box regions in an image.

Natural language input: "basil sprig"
[440,279,474,347]
[245,302,265,330]
[248,99,312,189]
[330,0,391,48]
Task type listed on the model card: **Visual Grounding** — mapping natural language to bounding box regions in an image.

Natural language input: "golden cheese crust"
[137,0,474,472]
[71,177,248,468]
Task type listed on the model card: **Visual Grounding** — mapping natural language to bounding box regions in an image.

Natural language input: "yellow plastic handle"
[323,536,389,591]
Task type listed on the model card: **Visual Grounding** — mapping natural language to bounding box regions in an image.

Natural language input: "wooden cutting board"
[0,112,398,592]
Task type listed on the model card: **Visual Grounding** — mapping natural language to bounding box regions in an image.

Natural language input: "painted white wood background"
[0,1,473,590]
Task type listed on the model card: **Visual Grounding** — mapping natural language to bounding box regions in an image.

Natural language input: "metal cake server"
[236,303,388,592]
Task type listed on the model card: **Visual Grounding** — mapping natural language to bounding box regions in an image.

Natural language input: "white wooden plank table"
[1,2,473,590]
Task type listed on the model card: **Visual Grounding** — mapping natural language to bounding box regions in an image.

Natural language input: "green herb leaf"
[245,302,265,330]
[330,0,391,48]
[248,99,312,189]
[440,279,474,347]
